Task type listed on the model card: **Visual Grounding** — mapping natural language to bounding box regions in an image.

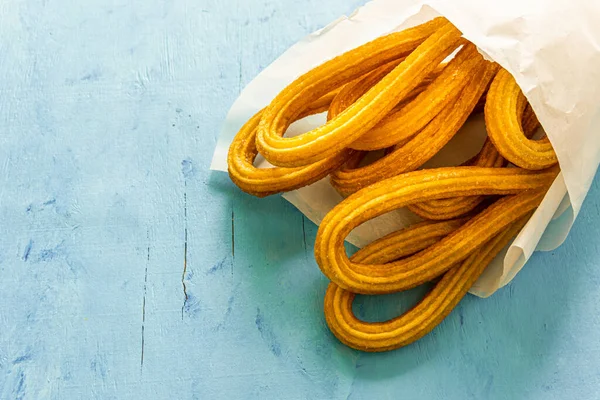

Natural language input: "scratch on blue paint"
[20,240,67,264]
[345,373,359,400]
[25,198,72,218]
[64,255,84,275]
[181,158,194,178]
[183,293,201,318]
[181,158,191,319]
[24,199,64,215]
[61,361,73,382]
[43,198,56,206]
[14,371,25,400]
[80,69,102,82]
[295,356,310,378]
[258,10,276,23]
[483,374,495,396]
[38,243,64,262]
[90,354,107,379]
[185,267,194,280]
[22,240,33,261]
[206,257,228,275]
[226,292,235,316]
[215,283,240,331]
[255,308,281,357]
[13,353,32,365]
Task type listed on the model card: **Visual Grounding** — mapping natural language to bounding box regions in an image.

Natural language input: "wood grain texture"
[0,0,599,399]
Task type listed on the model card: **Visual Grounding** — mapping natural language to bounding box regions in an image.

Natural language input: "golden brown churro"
[327,59,405,121]
[228,87,359,196]
[324,214,530,352]
[228,110,353,197]
[485,68,558,170]
[327,59,447,121]
[330,55,498,195]
[315,167,557,294]
[349,43,484,151]
[256,19,462,167]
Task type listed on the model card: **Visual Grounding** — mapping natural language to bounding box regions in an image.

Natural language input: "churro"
[327,59,447,121]
[256,19,462,167]
[327,59,404,121]
[228,110,354,197]
[485,68,558,170]
[324,214,530,352]
[330,57,497,195]
[349,43,485,151]
[315,167,557,294]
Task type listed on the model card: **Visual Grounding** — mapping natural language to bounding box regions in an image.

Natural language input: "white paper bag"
[211,0,600,297]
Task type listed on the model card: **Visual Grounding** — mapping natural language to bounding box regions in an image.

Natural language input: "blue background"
[1,0,599,399]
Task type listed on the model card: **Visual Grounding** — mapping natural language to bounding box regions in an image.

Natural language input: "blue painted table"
[1,1,600,399]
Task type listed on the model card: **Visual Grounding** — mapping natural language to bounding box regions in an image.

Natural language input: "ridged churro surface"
[485,68,557,170]
[256,19,460,167]
[324,215,530,352]
[330,56,498,195]
[316,167,557,294]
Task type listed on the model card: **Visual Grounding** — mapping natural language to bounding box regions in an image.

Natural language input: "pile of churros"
[227,17,559,352]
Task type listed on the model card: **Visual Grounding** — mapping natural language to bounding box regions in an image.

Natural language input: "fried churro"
[324,214,530,352]
[228,111,353,197]
[485,68,557,170]
[256,19,462,167]
[327,58,447,121]
[330,55,497,195]
[315,167,557,294]
[349,43,485,151]
[327,59,405,121]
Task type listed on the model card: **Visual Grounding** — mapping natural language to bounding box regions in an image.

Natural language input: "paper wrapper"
[211,0,600,297]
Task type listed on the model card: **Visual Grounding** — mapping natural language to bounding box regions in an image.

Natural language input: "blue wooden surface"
[1,1,600,399]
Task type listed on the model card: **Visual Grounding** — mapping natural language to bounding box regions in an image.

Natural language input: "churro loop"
[315,167,557,294]
[330,57,497,195]
[324,214,530,352]
[485,68,558,170]
[349,43,484,151]
[228,92,353,197]
[408,104,541,220]
[256,19,462,167]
